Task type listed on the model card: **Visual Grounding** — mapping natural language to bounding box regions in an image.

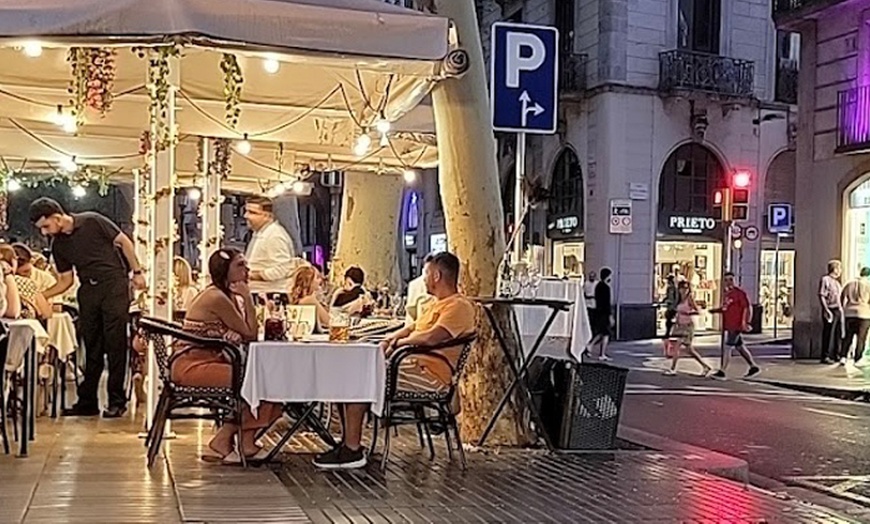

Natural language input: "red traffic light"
[733,170,751,189]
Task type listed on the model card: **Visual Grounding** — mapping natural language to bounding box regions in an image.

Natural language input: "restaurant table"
[46,312,78,417]
[242,336,386,462]
[514,278,592,361]
[3,319,49,457]
[472,297,572,451]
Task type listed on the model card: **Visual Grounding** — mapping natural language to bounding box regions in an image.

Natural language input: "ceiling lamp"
[267,182,287,198]
[6,178,21,192]
[51,106,77,134]
[263,55,281,74]
[235,134,252,155]
[60,156,78,173]
[187,187,202,201]
[375,117,391,134]
[21,41,43,58]
[353,133,372,157]
[403,169,417,184]
[71,184,87,198]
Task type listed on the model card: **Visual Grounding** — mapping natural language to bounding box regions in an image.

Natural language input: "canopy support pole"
[199,137,222,282]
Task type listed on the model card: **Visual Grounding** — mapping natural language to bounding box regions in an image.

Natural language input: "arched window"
[658,143,725,237]
[547,148,584,238]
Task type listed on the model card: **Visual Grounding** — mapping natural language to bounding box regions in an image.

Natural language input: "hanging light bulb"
[263,54,280,74]
[21,41,43,58]
[6,178,21,192]
[403,169,417,184]
[71,184,87,199]
[267,182,287,198]
[51,105,77,134]
[60,156,78,173]
[187,187,202,201]
[375,116,391,134]
[380,133,389,147]
[353,133,372,157]
[292,180,306,194]
[235,134,252,155]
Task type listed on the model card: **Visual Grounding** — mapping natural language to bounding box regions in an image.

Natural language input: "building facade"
[409,0,798,339]
[776,0,870,357]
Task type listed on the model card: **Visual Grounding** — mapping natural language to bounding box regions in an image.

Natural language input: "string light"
[403,169,417,184]
[380,133,389,147]
[187,187,202,201]
[353,133,372,157]
[263,55,280,74]
[6,178,21,192]
[267,182,286,198]
[375,116,391,134]
[51,105,76,134]
[235,134,252,155]
[60,156,78,173]
[71,184,87,198]
[292,180,306,194]
[21,41,43,58]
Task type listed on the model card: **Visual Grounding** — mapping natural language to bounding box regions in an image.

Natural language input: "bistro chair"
[1,333,10,455]
[370,334,477,471]
[137,317,246,468]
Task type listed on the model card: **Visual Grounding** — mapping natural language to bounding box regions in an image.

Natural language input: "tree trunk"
[332,171,403,291]
[432,0,532,447]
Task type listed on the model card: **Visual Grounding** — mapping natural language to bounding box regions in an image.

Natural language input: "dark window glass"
[548,148,584,228]
[659,143,725,216]
[678,0,721,54]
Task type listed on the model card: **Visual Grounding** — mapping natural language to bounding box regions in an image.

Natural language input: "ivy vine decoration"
[220,53,243,128]
[67,47,117,122]
[211,138,233,180]
[145,46,180,151]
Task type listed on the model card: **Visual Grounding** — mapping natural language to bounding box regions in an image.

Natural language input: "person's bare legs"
[736,343,758,368]
[666,343,680,374]
[686,344,712,375]
[209,424,236,456]
[599,335,611,359]
[342,403,369,450]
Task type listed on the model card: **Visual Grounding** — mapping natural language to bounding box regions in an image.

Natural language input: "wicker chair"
[137,317,246,468]
[0,335,10,455]
[369,335,477,471]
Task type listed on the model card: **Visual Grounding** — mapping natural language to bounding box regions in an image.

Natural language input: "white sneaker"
[599,355,612,362]
[662,369,677,376]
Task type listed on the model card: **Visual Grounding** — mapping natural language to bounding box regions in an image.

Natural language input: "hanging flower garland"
[220,53,243,128]
[142,46,180,151]
[211,138,233,180]
[67,47,117,122]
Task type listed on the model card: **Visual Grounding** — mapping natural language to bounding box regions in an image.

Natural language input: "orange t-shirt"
[411,294,477,384]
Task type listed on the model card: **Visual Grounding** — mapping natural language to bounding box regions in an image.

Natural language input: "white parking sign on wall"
[609,199,632,234]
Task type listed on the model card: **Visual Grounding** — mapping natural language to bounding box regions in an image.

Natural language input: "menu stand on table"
[472,297,572,451]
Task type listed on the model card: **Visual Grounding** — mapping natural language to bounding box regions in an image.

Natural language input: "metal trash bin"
[560,362,629,450]
[529,358,629,450]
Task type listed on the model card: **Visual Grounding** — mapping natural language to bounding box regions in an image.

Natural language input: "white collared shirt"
[245,220,297,294]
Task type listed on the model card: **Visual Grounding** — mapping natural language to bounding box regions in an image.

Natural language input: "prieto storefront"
[547,148,585,277]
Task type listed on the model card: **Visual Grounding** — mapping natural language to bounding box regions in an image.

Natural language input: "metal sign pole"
[773,233,781,339]
[513,132,527,264]
[616,234,623,340]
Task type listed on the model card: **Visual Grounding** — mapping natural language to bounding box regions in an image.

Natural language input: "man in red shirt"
[710,272,760,379]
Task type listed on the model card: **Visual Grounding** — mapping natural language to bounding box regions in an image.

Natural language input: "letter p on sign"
[505,32,546,88]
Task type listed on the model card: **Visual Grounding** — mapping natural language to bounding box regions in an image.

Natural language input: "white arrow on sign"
[519,90,544,127]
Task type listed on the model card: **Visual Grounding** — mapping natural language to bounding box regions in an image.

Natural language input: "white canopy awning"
[0,0,449,61]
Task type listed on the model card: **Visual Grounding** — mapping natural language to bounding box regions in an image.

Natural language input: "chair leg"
[145,391,168,448]
[440,407,454,462]
[1,374,9,455]
[146,397,170,468]
[423,422,435,461]
[448,415,467,471]
[380,419,392,472]
[415,422,426,449]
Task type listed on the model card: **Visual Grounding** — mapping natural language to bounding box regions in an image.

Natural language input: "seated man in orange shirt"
[313,252,476,470]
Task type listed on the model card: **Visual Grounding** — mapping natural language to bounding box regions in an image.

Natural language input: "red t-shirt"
[722,287,750,331]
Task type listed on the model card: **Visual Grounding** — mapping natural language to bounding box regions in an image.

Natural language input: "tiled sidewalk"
[0,413,860,523]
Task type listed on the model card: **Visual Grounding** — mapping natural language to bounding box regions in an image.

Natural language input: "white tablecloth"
[515,278,593,360]
[4,319,49,372]
[47,312,77,358]
[242,337,386,417]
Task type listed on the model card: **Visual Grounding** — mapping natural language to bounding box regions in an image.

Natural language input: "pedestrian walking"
[664,281,712,377]
[819,260,844,364]
[710,272,760,380]
[663,275,678,339]
[590,267,613,361]
[30,198,146,418]
[584,270,597,323]
[841,267,870,365]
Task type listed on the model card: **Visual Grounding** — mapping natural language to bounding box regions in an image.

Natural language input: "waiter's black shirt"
[52,212,128,282]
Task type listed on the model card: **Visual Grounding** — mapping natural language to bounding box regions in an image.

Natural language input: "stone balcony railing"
[658,49,755,98]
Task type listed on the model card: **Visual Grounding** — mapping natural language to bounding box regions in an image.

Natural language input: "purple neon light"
[841,86,870,147]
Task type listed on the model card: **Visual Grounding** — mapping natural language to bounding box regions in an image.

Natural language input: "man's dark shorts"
[725,330,744,347]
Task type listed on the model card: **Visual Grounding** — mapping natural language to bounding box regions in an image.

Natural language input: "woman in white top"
[174,257,200,312]
[665,281,712,377]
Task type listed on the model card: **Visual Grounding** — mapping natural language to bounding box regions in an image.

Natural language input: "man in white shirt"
[405,254,434,325]
[244,196,299,298]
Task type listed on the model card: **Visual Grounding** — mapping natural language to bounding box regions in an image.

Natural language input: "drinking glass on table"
[329,308,350,342]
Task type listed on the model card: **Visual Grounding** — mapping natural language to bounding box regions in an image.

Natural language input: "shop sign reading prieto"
[668,215,716,234]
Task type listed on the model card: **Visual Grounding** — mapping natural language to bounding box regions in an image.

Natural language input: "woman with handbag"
[664,281,712,377]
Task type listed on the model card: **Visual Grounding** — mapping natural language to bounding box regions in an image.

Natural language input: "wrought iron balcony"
[774,0,845,24]
[836,85,870,152]
[659,50,755,98]
[560,53,587,96]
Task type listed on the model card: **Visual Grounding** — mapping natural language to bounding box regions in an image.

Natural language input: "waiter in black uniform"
[30,197,146,418]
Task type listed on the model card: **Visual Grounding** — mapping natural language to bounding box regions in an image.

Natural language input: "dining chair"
[369,334,477,471]
[0,335,10,454]
[137,317,246,468]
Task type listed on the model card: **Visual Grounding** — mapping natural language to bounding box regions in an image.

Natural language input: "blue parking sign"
[490,22,559,134]
[768,203,793,234]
